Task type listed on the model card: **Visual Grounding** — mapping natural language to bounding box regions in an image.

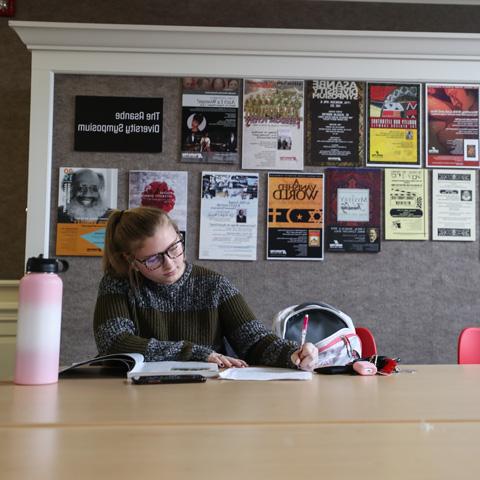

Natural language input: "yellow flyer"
[267,173,324,260]
[366,83,421,167]
[384,169,429,240]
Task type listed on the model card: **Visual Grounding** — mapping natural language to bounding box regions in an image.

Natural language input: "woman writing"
[94,207,318,370]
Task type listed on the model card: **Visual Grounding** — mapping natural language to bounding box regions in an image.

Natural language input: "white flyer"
[432,169,476,241]
[199,172,259,260]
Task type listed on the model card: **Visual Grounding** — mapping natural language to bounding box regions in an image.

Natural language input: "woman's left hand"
[291,342,318,371]
[207,352,248,369]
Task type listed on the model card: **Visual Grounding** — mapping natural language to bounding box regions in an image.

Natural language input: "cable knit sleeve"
[216,276,298,368]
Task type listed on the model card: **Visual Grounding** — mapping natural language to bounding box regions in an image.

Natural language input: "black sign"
[75,96,163,152]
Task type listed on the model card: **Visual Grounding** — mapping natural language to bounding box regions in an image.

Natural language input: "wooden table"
[2,365,480,479]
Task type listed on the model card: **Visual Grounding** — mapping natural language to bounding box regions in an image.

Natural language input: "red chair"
[356,327,377,357]
[458,327,480,364]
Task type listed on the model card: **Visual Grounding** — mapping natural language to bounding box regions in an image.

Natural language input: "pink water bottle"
[14,255,69,385]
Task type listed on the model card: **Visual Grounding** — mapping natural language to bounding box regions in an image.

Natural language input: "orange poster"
[267,173,324,260]
[56,167,118,256]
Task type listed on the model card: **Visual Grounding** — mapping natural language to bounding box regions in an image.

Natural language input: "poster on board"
[181,77,240,164]
[325,167,382,253]
[128,170,188,238]
[75,96,163,153]
[199,172,259,260]
[384,169,429,241]
[366,83,421,168]
[56,167,118,256]
[432,170,476,241]
[267,173,324,260]
[305,80,363,167]
[242,79,304,170]
[426,83,480,168]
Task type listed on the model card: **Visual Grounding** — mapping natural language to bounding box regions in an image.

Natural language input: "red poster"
[426,84,480,168]
[325,168,382,253]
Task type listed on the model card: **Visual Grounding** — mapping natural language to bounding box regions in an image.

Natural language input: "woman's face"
[132,224,185,285]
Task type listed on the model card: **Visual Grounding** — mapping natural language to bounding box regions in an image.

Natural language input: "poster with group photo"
[432,170,476,241]
[325,168,382,253]
[181,77,240,164]
[306,80,364,167]
[267,173,324,260]
[199,172,259,260]
[128,170,188,238]
[384,169,429,241]
[426,84,480,168]
[366,83,421,168]
[242,79,304,170]
[56,167,118,256]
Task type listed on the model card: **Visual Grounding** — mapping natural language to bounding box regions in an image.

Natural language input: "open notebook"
[59,353,219,379]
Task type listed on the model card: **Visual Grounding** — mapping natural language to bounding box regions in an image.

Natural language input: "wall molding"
[8,21,480,260]
[11,21,480,61]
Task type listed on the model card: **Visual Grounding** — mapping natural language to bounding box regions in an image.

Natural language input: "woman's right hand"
[207,352,248,368]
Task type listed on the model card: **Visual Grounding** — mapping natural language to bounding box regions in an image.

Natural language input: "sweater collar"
[143,262,193,292]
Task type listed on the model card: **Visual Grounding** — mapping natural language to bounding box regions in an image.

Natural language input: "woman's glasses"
[134,237,184,271]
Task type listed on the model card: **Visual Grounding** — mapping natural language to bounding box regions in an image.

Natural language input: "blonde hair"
[103,207,180,283]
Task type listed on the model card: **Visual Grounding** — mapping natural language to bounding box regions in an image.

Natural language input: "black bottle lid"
[26,254,69,274]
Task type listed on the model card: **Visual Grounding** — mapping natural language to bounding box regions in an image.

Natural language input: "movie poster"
[181,77,240,164]
[128,170,188,237]
[306,80,364,167]
[56,167,118,256]
[384,169,429,241]
[432,170,476,241]
[267,173,324,260]
[242,79,304,170]
[366,83,421,167]
[325,168,382,253]
[426,84,480,168]
[199,172,259,260]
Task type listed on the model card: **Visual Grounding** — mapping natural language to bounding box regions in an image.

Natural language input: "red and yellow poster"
[267,173,324,260]
[366,83,421,167]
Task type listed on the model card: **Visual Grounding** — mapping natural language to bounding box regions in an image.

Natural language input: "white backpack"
[273,302,361,367]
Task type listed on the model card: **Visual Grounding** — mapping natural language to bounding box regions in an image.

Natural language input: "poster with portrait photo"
[56,166,118,256]
[305,80,364,167]
[181,77,240,164]
[366,83,421,168]
[267,173,324,261]
[432,170,476,241]
[199,172,259,260]
[242,79,304,170]
[426,84,480,168]
[128,170,188,238]
[384,169,429,241]
[325,167,382,253]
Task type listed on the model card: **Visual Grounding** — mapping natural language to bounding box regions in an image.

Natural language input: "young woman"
[94,207,318,370]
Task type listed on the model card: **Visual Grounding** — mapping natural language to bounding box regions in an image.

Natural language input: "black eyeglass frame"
[134,235,184,271]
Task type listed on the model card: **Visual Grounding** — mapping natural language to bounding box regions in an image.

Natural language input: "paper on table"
[218,367,312,381]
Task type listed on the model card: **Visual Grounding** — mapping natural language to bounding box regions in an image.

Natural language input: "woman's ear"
[122,252,137,269]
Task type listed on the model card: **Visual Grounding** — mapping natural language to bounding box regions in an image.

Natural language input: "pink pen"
[300,314,309,347]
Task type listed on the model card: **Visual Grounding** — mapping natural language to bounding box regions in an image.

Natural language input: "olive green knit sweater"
[93,263,298,367]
